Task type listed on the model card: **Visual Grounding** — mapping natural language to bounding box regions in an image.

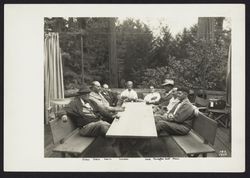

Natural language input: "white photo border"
[4,4,245,172]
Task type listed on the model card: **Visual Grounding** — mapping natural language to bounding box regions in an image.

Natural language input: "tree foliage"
[44,17,231,91]
[116,19,154,85]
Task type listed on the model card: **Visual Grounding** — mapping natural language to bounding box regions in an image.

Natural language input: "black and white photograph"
[4,4,245,172]
[44,17,232,158]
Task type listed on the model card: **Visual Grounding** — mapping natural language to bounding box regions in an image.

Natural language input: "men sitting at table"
[144,85,161,104]
[57,83,111,136]
[100,83,119,106]
[159,79,176,103]
[120,81,138,102]
[89,81,124,123]
[154,87,195,136]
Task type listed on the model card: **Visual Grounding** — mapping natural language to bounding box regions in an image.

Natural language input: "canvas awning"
[44,32,64,123]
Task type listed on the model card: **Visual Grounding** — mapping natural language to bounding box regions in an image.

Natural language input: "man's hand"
[162,113,174,121]
[167,113,174,121]
[151,96,157,101]
[193,107,199,116]
[162,106,168,111]
[112,113,121,119]
[61,115,68,122]
[115,106,125,112]
[136,99,144,102]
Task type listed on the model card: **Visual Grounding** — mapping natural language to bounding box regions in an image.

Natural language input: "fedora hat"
[78,83,91,94]
[162,79,174,86]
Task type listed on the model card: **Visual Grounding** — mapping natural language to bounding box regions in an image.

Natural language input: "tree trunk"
[109,18,118,87]
[81,35,84,83]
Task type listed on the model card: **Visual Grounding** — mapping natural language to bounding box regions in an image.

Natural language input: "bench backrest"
[49,117,76,144]
[192,112,218,145]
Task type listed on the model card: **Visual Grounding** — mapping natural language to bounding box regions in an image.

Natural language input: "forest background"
[44,17,231,91]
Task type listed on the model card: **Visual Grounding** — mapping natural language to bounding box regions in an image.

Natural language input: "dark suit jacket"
[100,90,118,106]
[170,98,195,129]
[58,97,99,128]
[89,92,118,122]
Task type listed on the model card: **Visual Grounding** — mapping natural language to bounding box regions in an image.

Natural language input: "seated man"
[155,87,195,136]
[158,79,176,105]
[120,81,138,102]
[144,85,161,104]
[57,83,110,136]
[89,81,125,122]
[100,83,119,106]
[153,87,179,114]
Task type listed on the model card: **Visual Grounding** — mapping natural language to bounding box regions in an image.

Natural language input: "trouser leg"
[156,120,190,136]
[79,120,110,136]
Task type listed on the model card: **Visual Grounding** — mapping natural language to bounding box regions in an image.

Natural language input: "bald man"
[120,81,138,102]
[89,81,125,123]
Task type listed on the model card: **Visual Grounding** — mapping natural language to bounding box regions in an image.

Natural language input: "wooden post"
[81,35,84,83]
[109,18,118,87]
[197,17,216,88]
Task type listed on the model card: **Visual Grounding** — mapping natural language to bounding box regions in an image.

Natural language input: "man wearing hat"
[154,87,195,136]
[153,79,178,114]
[159,79,176,104]
[57,83,111,136]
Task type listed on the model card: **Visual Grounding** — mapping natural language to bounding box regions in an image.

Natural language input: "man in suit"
[89,81,125,123]
[100,83,119,106]
[155,87,195,136]
[57,83,111,136]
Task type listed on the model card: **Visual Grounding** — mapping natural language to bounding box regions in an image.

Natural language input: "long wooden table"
[106,102,158,157]
[106,102,158,138]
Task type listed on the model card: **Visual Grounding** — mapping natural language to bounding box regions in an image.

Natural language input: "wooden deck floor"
[44,122,231,158]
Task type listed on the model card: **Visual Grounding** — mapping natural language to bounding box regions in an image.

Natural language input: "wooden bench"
[49,117,96,157]
[171,112,218,157]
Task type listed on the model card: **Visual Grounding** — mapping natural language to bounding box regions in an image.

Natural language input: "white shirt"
[162,88,177,99]
[167,97,180,113]
[121,89,138,100]
[173,98,189,115]
[144,92,161,103]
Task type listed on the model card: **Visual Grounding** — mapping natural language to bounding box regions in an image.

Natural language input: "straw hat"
[162,79,174,86]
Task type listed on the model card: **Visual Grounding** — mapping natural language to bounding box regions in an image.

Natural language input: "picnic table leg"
[111,139,129,157]
[202,153,207,157]
[68,153,80,157]
[112,142,122,157]
[61,153,66,157]
[111,138,148,157]
[135,151,144,157]
[188,153,200,157]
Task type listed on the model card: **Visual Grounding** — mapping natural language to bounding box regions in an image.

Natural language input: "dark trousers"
[79,120,110,136]
[155,116,190,136]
